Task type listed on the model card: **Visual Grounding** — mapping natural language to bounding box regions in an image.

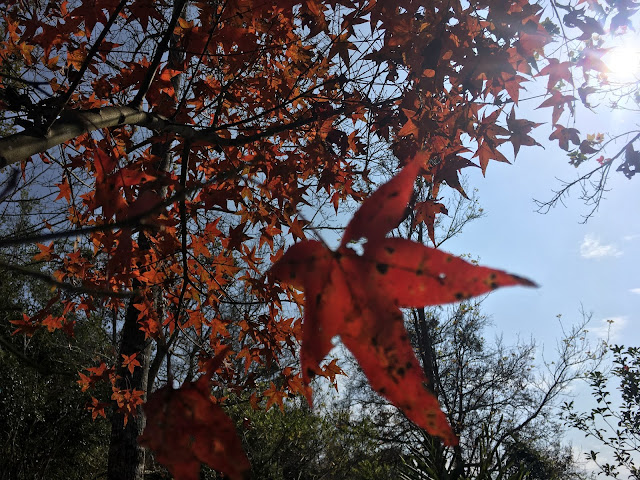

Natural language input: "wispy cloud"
[580,234,622,259]
[631,288,640,295]
[589,316,628,342]
[623,234,640,241]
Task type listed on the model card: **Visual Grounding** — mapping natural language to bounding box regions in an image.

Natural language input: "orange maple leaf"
[122,353,142,375]
[33,242,56,261]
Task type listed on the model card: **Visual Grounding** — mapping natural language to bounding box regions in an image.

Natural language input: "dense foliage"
[563,345,640,479]
[0,199,111,480]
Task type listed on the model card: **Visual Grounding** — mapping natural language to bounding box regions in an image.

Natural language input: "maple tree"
[0,0,638,478]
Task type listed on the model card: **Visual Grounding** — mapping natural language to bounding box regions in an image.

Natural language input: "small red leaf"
[54,178,71,202]
[413,201,448,245]
[121,353,141,375]
[33,242,56,261]
[536,59,573,91]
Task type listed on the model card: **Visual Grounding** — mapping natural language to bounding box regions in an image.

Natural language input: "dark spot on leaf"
[384,246,395,254]
[333,251,342,261]
[416,268,424,275]
[376,263,389,274]
[400,335,408,342]
[490,273,497,279]
[371,336,378,346]
[397,367,405,376]
[315,293,322,306]
[405,362,413,370]
[389,190,400,198]
[490,282,498,289]
[306,368,316,379]
[455,292,464,300]
[379,387,387,395]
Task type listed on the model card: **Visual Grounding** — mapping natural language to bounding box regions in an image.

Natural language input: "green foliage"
[400,429,528,480]
[0,198,111,480]
[503,438,588,480]
[217,396,402,480]
[0,322,111,480]
[562,345,640,479]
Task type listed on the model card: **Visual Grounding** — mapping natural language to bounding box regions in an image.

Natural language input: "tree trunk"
[107,292,152,480]
[106,3,185,476]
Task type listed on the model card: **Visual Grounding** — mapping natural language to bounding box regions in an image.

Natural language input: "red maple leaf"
[33,242,57,261]
[140,377,249,480]
[432,153,479,199]
[536,90,576,125]
[507,108,542,158]
[121,353,141,375]
[536,59,573,91]
[549,125,581,151]
[413,200,448,245]
[270,154,535,445]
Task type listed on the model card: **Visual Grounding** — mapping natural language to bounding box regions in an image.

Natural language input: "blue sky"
[444,102,639,351]
[437,82,640,471]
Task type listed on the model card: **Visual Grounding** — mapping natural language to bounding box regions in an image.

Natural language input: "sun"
[604,45,640,82]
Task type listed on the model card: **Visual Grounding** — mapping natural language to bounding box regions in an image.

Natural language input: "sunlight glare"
[604,45,640,82]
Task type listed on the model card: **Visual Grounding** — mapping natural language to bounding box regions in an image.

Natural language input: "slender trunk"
[107,289,152,480]
[106,151,169,480]
[106,3,185,477]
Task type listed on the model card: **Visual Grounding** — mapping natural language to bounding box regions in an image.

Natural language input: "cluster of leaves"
[0,0,637,477]
[562,344,640,479]
[533,0,640,217]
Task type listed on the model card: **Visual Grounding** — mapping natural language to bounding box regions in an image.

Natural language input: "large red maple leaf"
[139,350,250,480]
[270,153,535,445]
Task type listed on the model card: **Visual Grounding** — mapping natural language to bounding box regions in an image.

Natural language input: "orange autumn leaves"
[270,152,535,445]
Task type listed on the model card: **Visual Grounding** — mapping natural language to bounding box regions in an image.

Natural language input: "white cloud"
[588,316,628,342]
[623,234,640,241]
[580,234,623,259]
[631,288,640,295]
